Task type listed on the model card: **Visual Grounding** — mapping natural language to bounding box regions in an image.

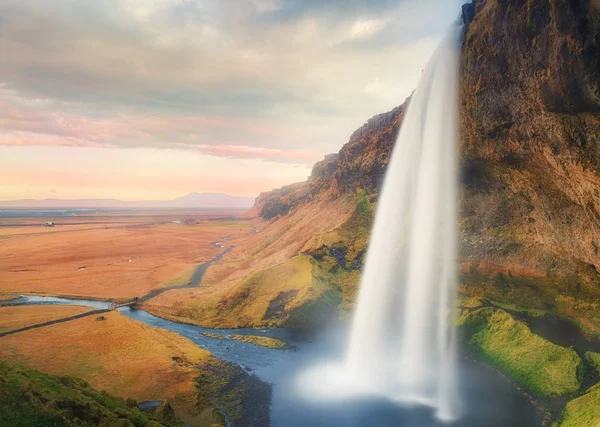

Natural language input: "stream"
[4,295,548,426]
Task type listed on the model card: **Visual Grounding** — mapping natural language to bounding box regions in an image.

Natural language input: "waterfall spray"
[345,23,461,421]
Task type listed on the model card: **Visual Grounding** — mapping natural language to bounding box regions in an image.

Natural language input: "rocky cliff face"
[458,0,600,330]
[254,103,407,221]
[247,0,600,330]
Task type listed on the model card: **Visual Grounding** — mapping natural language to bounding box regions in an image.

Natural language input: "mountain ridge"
[0,192,255,209]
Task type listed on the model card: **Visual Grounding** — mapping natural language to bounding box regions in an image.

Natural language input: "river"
[5,295,544,426]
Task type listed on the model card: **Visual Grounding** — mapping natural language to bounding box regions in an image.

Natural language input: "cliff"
[458,0,600,331]
[144,0,600,332]
[251,103,407,220]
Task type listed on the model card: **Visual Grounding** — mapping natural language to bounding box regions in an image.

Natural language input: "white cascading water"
[345,23,461,421]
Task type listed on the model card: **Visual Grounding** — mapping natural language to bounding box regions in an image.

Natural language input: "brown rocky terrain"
[145,0,600,332]
[459,0,600,331]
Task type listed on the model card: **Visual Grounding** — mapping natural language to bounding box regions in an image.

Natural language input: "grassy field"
[0,305,93,333]
[0,311,222,426]
[0,213,255,301]
[457,308,581,396]
[0,360,173,427]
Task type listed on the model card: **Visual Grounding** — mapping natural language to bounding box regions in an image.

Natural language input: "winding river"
[4,295,545,426]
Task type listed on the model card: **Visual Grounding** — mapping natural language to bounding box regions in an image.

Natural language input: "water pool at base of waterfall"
[119,307,542,427]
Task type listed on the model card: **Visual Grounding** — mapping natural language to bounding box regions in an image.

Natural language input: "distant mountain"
[0,192,255,209]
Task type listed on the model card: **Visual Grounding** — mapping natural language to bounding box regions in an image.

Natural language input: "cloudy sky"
[0,0,463,201]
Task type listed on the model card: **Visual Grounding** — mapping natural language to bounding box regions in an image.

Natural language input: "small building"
[45,221,54,227]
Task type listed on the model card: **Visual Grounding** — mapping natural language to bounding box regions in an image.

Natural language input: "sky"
[0,0,463,201]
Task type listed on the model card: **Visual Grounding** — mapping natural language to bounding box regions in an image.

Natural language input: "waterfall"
[345,24,461,422]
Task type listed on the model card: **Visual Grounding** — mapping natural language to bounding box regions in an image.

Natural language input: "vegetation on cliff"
[0,360,173,427]
[585,351,600,374]
[458,308,581,396]
[459,0,600,332]
[556,382,600,426]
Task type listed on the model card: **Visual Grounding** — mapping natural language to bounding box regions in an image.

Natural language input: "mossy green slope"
[0,360,174,427]
[557,383,600,427]
[585,352,600,374]
[458,308,581,396]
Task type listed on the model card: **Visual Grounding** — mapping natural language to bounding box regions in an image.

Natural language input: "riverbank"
[6,293,598,426]
[0,309,224,426]
[456,298,600,426]
[0,298,274,427]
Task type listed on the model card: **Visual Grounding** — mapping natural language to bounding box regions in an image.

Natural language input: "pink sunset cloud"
[197,145,323,164]
[0,0,460,200]
[0,100,324,165]
[0,133,109,148]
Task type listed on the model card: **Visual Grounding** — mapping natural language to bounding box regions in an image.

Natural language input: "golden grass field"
[0,305,92,333]
[0,310,222,426]
[0,209,255,301]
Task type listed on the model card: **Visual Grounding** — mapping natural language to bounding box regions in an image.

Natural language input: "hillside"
[142,105,407,327]
[0,360,175,426]
[143,0,600,331]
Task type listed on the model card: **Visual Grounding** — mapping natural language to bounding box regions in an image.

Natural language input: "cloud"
[0,132,110,148]
[0,0,464,162]
[197,145,323,164]
[350,19,386,39]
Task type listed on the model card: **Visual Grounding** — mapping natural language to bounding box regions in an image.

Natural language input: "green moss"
[585,352,600,374]
[357,193,373,226]
[558,383,600,426]
[458,308,581,396]
[0,360,173,427]
[229,335,289,349]
[459,269,600,336]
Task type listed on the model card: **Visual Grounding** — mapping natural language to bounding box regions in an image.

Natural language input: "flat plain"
[0,208,255,300]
